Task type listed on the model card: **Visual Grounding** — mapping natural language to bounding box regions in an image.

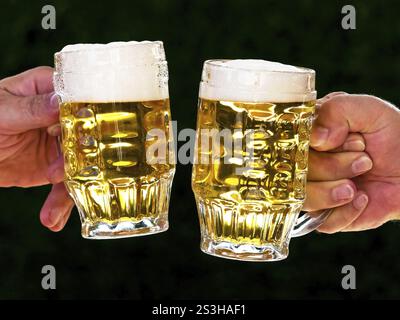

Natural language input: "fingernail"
[49,211,63,228]
[49,165,64,184]
[353,194,368,210]
[332,184,354,201]
[311,127,329,148]
[45,210,60,228]
[343,140,365,151]
[48,93,59,114]
[352,156,373,174]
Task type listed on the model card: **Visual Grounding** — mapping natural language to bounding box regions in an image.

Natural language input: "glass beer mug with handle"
[192,59,331,261]
[54,41,175,239]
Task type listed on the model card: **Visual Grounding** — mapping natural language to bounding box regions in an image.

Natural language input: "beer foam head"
[199,59,316,103]
[54,41,168,102]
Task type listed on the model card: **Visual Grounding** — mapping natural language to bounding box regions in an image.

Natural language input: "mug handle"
[290,209,332,237]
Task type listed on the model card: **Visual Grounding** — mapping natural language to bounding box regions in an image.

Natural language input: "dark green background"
[0,0,399,299]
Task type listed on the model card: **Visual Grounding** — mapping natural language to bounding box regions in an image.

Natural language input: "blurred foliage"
[0,0,399,299]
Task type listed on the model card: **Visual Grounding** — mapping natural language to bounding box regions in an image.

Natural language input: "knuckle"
[322,99,337,110]
[366,220,384,230]
[25,96,41,119]
[322,94,348,111]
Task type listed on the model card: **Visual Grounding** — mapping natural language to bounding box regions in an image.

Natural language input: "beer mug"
[192,59,330,261]
[54,41,175,239]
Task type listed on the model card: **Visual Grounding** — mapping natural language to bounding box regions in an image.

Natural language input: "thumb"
[310,94,393,151]
[6,92,59,132]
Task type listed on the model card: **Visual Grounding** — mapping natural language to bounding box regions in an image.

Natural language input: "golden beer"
[54,41,175,238]
[193,59,317,261]
[193,99,314,243]
[61,100,174,237]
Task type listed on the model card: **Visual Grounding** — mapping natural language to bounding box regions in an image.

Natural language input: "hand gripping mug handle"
[290,209,333,238]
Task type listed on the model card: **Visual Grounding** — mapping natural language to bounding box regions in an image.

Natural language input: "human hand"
[0,67,74,231]
[304,92,400,233]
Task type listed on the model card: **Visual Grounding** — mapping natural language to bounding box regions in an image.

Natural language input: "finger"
[0,66,54,96]
[308,150,372,181]
[342,216,382,232]
[40,183,74,229]
[310,94,393,151]
[316,91,347,106]
[317,191,368,234]
[340,181,394,232]
[0,92,59,132]
[47,123,61,136]
[49,205,73,232]
[303,179,356,211]
[47,155,64,184]
[330,133,365,152]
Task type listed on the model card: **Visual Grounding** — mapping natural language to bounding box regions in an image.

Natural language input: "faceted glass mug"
[54,41,175,239]
[192,59,330,261]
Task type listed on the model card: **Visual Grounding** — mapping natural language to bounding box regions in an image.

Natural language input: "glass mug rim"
[204,59,316,76]
[200,59,316,103]
[54,40,164,56]
[54,41,167,75]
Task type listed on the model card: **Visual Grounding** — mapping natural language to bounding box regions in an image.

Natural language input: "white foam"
[199,59,316,103]
[54,41,169,102]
